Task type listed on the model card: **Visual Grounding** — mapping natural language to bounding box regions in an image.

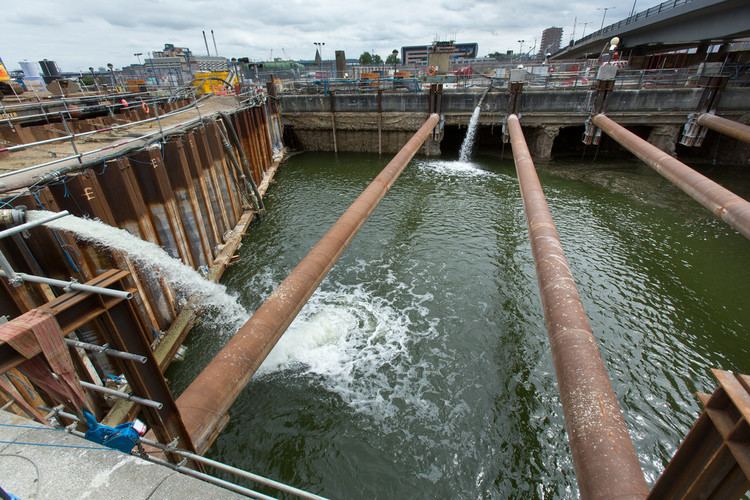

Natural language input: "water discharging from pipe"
[28,211,247,326]
[458,105,482,161]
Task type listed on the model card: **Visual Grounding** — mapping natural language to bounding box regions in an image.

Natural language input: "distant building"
[152,43,189,59]
[126,43,229,86]
[401,42,479,66]
[539,27,563,57]
[193,56,228,72]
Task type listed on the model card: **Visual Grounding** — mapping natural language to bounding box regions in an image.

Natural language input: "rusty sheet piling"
[0,100,282,440]
[177,113,440,453]
[696,113,750,145]
[507,114,648,500]
[593,114,750,240]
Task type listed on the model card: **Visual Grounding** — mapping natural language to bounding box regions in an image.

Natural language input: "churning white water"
[28,211,247,327]
[255,267,440,422]
[415,159,502,179]
[458,105,482,161]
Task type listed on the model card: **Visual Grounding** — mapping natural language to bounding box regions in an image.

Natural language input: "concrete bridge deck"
[552,0,750,60]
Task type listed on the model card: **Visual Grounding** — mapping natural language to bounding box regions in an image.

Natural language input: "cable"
[0,453,40,498]
[0,440,110,450]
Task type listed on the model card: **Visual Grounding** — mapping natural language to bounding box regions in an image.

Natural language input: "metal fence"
[574,0,694,47]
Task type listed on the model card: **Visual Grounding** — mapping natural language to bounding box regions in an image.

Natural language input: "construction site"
[1,0,750,498]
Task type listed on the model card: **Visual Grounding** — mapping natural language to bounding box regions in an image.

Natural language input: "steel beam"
[697,114,750,145]
[593,113,750,240]
[507,114,648,500]
[177,113,440,453]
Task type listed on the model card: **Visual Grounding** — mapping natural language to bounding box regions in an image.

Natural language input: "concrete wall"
[281,88,750,117]
[280,88,750,158]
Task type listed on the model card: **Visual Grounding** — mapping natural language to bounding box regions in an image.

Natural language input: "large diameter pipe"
[696,113,750,145]
[507,114,648,500]
[593,113,750,240]
[178,113,440,451]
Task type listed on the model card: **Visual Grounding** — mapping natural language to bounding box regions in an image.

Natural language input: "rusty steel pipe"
[177,114,440,452]
[593,114,750,240]
[696,113,750,145]
[507,114,648,500]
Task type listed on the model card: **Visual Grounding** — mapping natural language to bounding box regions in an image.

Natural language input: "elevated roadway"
[551,0,750,60]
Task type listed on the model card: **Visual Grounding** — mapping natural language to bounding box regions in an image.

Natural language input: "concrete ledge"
[0,411,243,499]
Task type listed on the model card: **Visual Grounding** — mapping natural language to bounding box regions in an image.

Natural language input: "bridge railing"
[724,63,750,87]
[516,67,700,91]
[571,0,694,48]
[279,63,747,96]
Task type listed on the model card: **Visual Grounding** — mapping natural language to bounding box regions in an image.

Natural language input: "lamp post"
[581,21,591,38]
[597,7,615,32]
[314,42,325,77]
[106,63,116,92]
[133,53,144,83]
[88,66,102,94]
[629,0,638,18]
[517,40,525,62]
[391,49,399,88]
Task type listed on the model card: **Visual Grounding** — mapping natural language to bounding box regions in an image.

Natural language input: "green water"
[169,151,750,499]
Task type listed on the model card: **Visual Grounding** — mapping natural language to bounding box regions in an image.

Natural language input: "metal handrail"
[573,0,694,46]
[43,407,326,500]
[0,94,211,179]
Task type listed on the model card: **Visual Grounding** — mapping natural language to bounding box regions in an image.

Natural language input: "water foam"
[458,105,482,161]
[28,210,247,327]
[416,158,499,179]
[257,276,440,422]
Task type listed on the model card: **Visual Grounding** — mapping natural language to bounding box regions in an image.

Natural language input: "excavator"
[0,57,24,98]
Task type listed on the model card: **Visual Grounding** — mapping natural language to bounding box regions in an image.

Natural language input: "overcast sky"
[2,0,660,72]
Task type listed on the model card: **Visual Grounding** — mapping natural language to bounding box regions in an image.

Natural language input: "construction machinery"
[0,57,24,98]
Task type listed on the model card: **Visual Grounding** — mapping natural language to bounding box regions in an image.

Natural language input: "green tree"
[359,52,373,65]
[372,54,383,65]
[386,53,400,64]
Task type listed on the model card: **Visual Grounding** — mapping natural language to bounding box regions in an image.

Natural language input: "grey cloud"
[0,0,666,70]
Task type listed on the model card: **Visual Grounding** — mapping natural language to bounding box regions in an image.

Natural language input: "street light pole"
[106,63,116,92]
[314,42,322,75]
[581,21,591,38]
[597,7,615,32]
[133,52,143,65]
[88,67,102,94]
[629,0,638,17]
[517,40,525,63]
